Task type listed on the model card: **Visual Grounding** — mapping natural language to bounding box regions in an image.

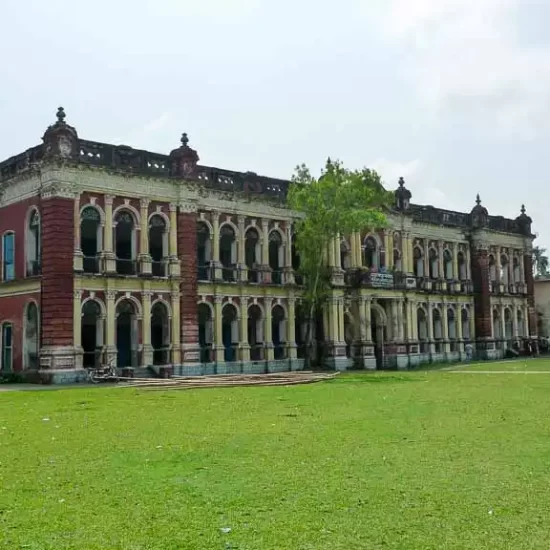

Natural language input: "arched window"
[220,225,237,282]
[24,302,39,370]
[493,309,501,339]
[2,232,15,281]
[344,313,354,359]
[222,304,239,362]
[198,303,214,362]
[340,240,351,270]
[447,308,456,350]
[414,247,424,278]
[363,237,378,269]
[433,309,443,340]
[82,300,103,368]
[444,249,453,280]
[488,255,497,283]
[245,227,261,283]
[248,304,264,361]
[461,308,470,340]
[116,299,138,367]
[115,210,137,275]
[269,231,283,284]
[149,215,168,277]
[517,309,525,337]
[429,248,439,279]
[197,222,212,281]
[1,322,14,372]
[272,305,286,360]
[393,249,402,272]
[504,308,513,341]
[291,233,302,284]
[26,209,41,277]
[417,308,428,353]
[500,255,509,286]
[151,302,170,365]
[513,257,521,284]
[81,207,102,273]
[457,252,467,281]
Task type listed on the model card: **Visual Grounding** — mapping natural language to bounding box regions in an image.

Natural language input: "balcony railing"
[83,255,100,274]
[151,261,166,277]
[116,258,137,275]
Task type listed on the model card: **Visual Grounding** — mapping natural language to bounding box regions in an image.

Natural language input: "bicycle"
[88,358,119,384]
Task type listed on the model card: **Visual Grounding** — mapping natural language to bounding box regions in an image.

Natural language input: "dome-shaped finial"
[476,193,481,206]
[181,132,189,147]
[398,176,405,188]
[521,204,526,215]
[56,106,66,124]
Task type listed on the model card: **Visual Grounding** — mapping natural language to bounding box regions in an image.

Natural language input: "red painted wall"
[0,197,41,282]
[0,292,41,372]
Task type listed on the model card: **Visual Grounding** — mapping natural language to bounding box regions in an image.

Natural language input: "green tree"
[287,159,393,367]
[532,246,549,278]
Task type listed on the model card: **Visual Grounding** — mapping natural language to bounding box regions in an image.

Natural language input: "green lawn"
[448,357,550,372]
[2,368,550,549]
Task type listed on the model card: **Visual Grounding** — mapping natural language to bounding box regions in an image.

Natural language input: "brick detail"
[471,247,492,339]
[41,197,74,347]
[177,211,199,362]
[524,253,538,336]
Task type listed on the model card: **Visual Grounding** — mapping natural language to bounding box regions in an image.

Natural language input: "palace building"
[0,108,538,383]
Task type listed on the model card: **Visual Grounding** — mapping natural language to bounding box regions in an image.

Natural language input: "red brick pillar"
[177,205,200,365]
[39,191,77,375]
[471,244,492,340]
[524,252,538,338]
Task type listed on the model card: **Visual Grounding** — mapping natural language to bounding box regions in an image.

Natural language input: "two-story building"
[0,108,537,383]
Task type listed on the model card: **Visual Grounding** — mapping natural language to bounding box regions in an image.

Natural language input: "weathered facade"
[0,108,537,382]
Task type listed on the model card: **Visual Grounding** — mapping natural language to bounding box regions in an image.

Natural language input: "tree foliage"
[533,246,549,278]
[287,159,393,364]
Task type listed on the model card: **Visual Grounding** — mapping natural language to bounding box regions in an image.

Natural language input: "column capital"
[140,198,150,209]
[261,218,269,229]
[237,215,246,227]
[214,295,224,304]
[106,290,117,300]
[169,202,178,212]
[104,194,115,206]
[211,209,221,220]
[74,289,83,299]
[141,290,153,299]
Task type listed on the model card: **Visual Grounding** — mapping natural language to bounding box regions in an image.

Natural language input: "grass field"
[2,362,550,549]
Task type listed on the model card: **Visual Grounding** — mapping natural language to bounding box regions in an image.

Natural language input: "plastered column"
[214,296,224,363]
[73,194,83,271]
[168,204,180,277]
[105,290,117,363]
[240,299,250,362]
[288,297,297,359]
[103,195,116,273]
[142,291,153,365]
[265,298,274,361]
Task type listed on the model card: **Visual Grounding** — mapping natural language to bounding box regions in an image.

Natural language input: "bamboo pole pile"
[117,371,339,390]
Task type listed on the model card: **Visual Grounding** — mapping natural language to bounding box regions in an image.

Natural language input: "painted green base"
[37,369,88,385]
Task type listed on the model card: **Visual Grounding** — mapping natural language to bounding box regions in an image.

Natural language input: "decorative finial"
[521,204,526,215]
[476,193,481,206]
[56,106,66,124]
[181,133,189,147]
[398,177,405,188]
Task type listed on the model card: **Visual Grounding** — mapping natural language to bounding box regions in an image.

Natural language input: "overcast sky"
[1,0,549,247]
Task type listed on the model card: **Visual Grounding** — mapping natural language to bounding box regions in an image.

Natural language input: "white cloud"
[378,0,550,139]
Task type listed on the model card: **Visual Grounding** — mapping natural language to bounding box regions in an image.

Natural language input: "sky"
[1,0,549,247]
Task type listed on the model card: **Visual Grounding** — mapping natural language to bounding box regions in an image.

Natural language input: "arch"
[23,301,39,370]
[81,299,104,368]
[25,206,41,277]
[488,255,497,282]
[268,230,284,284]
[113,203,140,225]
[197,298,214,316]
[114,295,143,318]
[149,214,168,276]
[447,307,457,340]
[504,307,513,340]
[268,227,285,245]
[2,231,15,281]
[393,248,402,271]
[148,210,170,231]
[80,203,105,225]
[461,307,470,340]
[114,208,138,274]
[222,303,239,362]
[432,308,443,340]
[512,256,521,283]
[220,220,239,236]
[344,311,354,358]
[81,296,107,318]
[370,302,388,326]
[151,300,171,365]
[248,301,265,318]
[197,222,213,280]
[198,302,214,362]
[151,297,172,318]
[222,300,241,319]
[457,251,467,280]
[197,215,214,236]
[272,304,286,360]
[220,223,237,281]
[340,239,351,270]
[517,308,525,337]
[492,308,502,339]
[500,254,510,285]
[417,307,428,350]
[248,304,264,360]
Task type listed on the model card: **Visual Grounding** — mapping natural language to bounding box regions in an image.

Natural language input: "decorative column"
[105,290,117,364]
[237,215,247,282]
[168,204,180,277]
[212,210,222,280]
[265,298,274,362]
[73,193,83,271]
[260,219,271,283]
[284,223,294,284]
[141,291,153,366]
[287,297,297,361]
[469,309,476,343]
[456,305,463,353]
[442,300,449,353]
[495,247,501,291]
[240,299,250,362]
[402,232,411,274]
[387,231,394,269]
[512,304,519,339]
[178,202,200,367]
[139,199,152,275]
[438,241,445,281]
[73,290,83,368]
[427,303,435,354]
[351,232,361,267]
[500,305,506,350]
[384,231,391,269]
[337,298,345,345]
[365,298,372,343]
[424,238,430,277]
[103,195,116,273]
[470,240,492,356]
[391,301,399,342]
[397,299,405,341]
[524,304,530,337]
[452,243,459,280]
[411,302,419,341]
[214,296,224,363]
[465,246,472,281]
[171,290,181,365]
